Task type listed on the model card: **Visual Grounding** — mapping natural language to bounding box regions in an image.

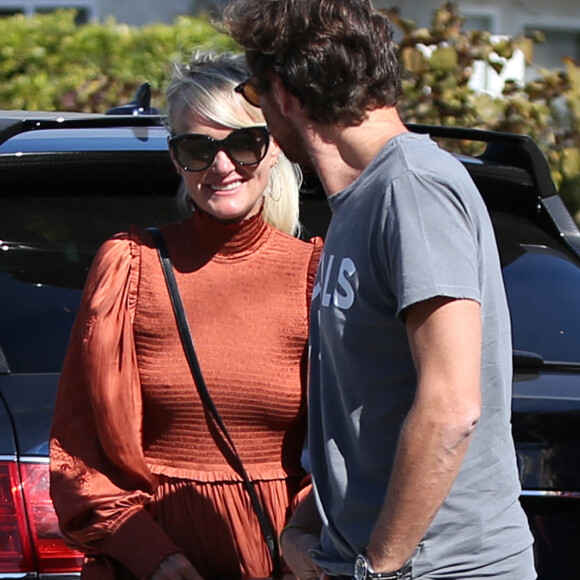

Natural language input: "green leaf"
[562,147,580,181]
[429,46,458,72]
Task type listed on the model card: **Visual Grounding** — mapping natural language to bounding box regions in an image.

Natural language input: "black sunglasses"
[235,78,261,108]
[169,126,270,172]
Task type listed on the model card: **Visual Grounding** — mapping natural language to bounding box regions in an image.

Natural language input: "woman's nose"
[210,149,237,173]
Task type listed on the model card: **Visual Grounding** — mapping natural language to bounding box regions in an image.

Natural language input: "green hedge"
[0,9,236,111]
[0,5,579,218]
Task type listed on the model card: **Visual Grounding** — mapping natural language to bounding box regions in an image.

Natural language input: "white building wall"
[96,0,195,26]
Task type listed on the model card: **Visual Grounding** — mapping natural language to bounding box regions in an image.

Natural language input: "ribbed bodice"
[133,211,316,479]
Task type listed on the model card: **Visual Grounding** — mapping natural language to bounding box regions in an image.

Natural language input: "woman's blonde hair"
[165,50,302,237]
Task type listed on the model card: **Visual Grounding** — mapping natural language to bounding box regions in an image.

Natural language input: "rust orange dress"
[49,210,322,580]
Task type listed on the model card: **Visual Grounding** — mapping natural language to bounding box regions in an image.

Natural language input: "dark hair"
[222,0,402,126]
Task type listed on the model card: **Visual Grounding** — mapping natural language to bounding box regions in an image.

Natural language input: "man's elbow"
[443,403,481,449]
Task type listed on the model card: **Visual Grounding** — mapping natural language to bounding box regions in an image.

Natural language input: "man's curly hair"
[222,0,402,127]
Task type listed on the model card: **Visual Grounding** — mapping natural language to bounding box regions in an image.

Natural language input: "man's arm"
[366,296,482,573]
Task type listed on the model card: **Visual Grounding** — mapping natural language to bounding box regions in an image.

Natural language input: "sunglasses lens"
[171,127,269,172]
[226,128,269,166]
[244,84,261,107]
[175,136,215,171]
[236,79,261,107]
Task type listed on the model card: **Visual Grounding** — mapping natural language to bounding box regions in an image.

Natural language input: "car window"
[0,193,181,374]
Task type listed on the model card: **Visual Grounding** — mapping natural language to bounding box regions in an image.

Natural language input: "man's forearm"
[364,297,482,573]
[366,401,477,573]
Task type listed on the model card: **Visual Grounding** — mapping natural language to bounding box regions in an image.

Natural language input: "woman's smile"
[207,180,244,194]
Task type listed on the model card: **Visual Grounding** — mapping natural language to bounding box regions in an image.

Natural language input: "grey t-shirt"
[308,133,534,578]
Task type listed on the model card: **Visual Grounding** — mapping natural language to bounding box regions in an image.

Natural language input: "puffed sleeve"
[49,233,180,579]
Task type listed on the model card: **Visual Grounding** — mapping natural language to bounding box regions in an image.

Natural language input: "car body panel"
[1,112,580,579]
[0,374,59,457]
[0,387,17,459]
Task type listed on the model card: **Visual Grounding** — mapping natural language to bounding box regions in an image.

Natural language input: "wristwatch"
[353,553,407,580]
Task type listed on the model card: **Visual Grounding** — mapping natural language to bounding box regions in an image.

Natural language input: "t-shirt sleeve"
[382,170,482,318]
[306,236,324,310]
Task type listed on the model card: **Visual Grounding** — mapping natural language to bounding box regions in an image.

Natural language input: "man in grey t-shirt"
[225,0,535,578]
[305,132,534,578]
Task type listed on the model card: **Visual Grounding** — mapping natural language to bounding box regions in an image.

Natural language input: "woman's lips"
[207,180,244,194]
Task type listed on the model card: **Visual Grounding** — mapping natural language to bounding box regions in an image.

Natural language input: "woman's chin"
[203,199,262,224]
[204,206,255,224]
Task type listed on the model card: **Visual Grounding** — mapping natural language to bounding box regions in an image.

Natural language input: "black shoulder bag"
[148,227,282,579]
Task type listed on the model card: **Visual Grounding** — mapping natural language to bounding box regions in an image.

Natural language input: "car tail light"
[0,461,33,573]
[0,459,83,574]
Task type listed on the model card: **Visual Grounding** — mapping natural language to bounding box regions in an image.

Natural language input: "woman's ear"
[268,138,281,168]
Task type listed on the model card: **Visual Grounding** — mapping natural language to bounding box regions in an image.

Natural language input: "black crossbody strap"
[148,227,282,578]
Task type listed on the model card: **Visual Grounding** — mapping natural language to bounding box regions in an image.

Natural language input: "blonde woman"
[50,51,322,580]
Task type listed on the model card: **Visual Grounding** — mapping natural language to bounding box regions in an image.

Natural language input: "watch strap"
[355,553,410,580]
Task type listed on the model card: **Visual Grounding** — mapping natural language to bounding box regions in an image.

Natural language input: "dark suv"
[1,107,579,579]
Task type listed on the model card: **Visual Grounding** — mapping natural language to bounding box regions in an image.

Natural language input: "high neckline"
[189,208,270,260]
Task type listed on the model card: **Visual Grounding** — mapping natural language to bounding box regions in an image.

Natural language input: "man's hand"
[149,553,203,580]
[280,526,323,580]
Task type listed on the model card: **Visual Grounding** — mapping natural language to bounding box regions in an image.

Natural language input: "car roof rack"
[0,83,164,145]
[0,112,165,147]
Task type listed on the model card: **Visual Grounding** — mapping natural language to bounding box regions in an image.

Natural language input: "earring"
[268,166,282,202]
